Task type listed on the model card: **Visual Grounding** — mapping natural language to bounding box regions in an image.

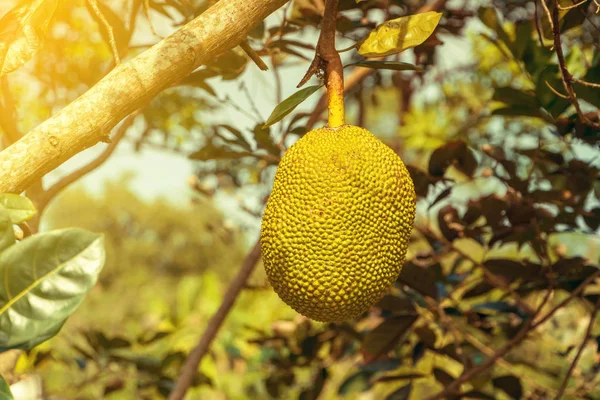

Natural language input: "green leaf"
[0,375,13,400]
[493,87,539,109]
[0,228,105,350]
[0,207,15,253]
[0,0,59,76]
[536,66,571,118]
[0,194,36,224]
[263,85,323,128]
[345,61,422,71]
[358,11,442,57]
[252,124,280,156]
[477,7,511,45]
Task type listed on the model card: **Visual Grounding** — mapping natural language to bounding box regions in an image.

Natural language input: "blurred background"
[1,0,600,398]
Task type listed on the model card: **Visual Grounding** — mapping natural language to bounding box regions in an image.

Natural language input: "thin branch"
[424,288,554,400]
[425,269,600,400]
[87,0,122,64]
[551,0,600,129]
[36,113,137,212]
[554,298,600,399]
[572,76,600,89]
[168,239,262,400]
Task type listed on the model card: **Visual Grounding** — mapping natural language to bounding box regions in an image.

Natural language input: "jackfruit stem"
[297,0,345,127]
[320,0,345,127]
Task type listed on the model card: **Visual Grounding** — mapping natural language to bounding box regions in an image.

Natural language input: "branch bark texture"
[0,0,288,194]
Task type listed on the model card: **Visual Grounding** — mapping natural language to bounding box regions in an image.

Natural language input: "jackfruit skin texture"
[261,125,416,322]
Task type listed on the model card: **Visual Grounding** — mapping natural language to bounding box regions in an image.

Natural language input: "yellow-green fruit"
[260,125,416,322]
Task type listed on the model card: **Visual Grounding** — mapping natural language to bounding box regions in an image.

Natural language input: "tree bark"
[0,0,288,194]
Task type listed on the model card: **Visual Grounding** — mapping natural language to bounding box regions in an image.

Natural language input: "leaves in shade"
[263,85,323,128]
[385,383,412,400]
[189,140,252,161]
[362,315,418,362]
[398,262,438,298]
[0,375,13,400]
[492,375,522,399]
[0,0,59,76]
[358,12,442,57]
[0,194,36,224]
[428,140,477,178]
[433,368,455,386]
[345,61,422,71]
[0,228,105,350]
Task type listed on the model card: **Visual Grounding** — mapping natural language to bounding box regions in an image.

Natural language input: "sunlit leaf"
[263,85,323,128]
[358,12,442,57]
[0,194,36,224]
[0,0,59,76]
[0,228,105,350]
[0,207,15,253]
[345,61,422,71]
[0,375,13,400]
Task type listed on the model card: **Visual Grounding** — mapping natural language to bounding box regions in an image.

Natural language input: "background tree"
[0,0,599,399]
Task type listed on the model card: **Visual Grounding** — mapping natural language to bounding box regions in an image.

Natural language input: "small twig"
[545,79,570,99]
[572,76,600,89]
[240,40,269,71]
[168,239,262,400]
[87,0,122,64]
[239,82,264,121]
[558,0,588,9]
[534,0,546,47]
[36,113,137,212]
[554,298,600,399]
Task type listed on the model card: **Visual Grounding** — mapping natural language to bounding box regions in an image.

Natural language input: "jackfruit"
[260,125,416,322]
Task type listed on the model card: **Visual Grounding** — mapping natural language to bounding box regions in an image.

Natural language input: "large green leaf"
[0,375,13,400]
[0,207,15,253]
[0,194,36,224]
[0,0,59,76]
[263,85,323,128]
[0,228,105,350]
[358,12,442,57]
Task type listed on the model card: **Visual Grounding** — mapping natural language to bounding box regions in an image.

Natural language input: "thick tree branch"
[168,239,262,400]
[0,0,289,194]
